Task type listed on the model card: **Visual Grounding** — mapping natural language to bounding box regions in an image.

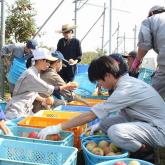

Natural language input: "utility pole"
[74,0,78,37]
[109,0,112,54]
[101,3,106,52]
[133,24,137,51]
[0,0,5,98]
[123,33,126,54]
[116,22,120,53]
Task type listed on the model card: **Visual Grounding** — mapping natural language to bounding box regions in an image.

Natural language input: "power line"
[81,10,104,42]
[33,0,65,38]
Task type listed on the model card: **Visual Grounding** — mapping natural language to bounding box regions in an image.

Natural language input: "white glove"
[86,122,100,135]
[38,124,62,140]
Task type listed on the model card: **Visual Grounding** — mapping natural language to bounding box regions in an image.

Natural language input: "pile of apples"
[85,140,122,156]
[26,132,62,141]
[114,160,141,165]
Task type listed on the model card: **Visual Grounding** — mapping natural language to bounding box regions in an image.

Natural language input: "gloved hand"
[38,124,62,140]
[86,122,100,135]
[130,58,141,72]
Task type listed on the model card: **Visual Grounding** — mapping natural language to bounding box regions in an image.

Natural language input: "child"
[0,108,12,135]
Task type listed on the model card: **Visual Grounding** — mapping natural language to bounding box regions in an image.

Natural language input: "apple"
[109,143,121,153]
[128,160,141,165]
[91,147,104,156]
[114,161,127,165]
[46,96,54,105]
[28,132,38,139]
[46,134,62,141]
[86,141,97,151]
[102,145,111,155]
[85,130,91,137]
[70,81,79,88]
[98,140,109,148]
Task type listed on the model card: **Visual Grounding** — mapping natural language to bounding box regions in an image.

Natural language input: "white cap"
[32,48,58,61]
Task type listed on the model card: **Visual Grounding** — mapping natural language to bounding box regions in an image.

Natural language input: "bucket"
[7,58,26,84]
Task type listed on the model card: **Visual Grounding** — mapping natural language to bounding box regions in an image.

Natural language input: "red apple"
[28,132,38,139]
[46,134,62,141]
[102,145,111,155]
[114,161,127,165]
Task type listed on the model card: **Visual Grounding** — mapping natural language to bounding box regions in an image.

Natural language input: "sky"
[6,0,165,56]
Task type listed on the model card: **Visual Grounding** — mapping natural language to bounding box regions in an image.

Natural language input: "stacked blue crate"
[138,68,155,85]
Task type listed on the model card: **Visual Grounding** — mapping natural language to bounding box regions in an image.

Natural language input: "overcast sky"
[6,0,165,54]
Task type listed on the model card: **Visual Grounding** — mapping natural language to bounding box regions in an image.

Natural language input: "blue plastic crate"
[138,68,155,85]
[0,126,73,147]
[96,158,154,165]
[76,64,89,74]
[7,58,26,85]
[54,105,91,112]
[80,132,107,141]
[0,138,77,165]
[0,101,7,111]
[82,136,129,165]
[6,117,24,126]
[83,95,108,100]
[73,73,96,97]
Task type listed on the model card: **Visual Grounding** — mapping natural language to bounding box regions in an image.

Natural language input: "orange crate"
[35,110,82,119]
[18,116,86,149]
[67,98,104,106]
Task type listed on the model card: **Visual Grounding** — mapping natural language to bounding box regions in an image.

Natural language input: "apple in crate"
[85,130,91,137]
[98,140,109,148]
[128,160,141,165]
[114,161,127,165]
[110,143,121,153]
[28,132,38,139]
[86,141,97,151]
[46,134,62,141]
[91,147,104,156]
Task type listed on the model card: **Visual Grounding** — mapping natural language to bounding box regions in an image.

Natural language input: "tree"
[80,48,107,64]
[5,0,37,43]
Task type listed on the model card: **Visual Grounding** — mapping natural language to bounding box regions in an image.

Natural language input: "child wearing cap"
[32,50,89,112]
[5,48,77,119]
